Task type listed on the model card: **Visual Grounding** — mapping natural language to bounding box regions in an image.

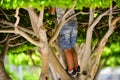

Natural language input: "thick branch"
[26,8,38,24]
[14,8,20,28]
[81,8,109,76]
[86,8,95,51]
[0,35,9,62]
[90,9,109,29]
[0,29,42,47]
[18,27,35,35]
[88,8,95,26]
[85,9,109,53]
[112,17,120,26]
[38,7,44,28]
[16,29,42,47]
[90,17,120,80]
[27,8,39,38]
[0,29,15,33]
[49,47,71,80]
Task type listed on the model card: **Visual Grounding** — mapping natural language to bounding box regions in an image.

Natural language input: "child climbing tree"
[0,0,120,80]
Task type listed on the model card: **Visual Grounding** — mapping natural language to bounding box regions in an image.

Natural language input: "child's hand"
[50,7,55,15]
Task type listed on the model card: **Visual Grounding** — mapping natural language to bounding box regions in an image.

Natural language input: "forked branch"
[90,17,120,80]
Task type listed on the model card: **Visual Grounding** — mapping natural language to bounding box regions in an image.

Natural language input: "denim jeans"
[56,8,78,49]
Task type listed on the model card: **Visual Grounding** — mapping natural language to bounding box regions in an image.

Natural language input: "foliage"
[0,0,120,79]
[0,0,120,10]
[7,43,36,54]
[7,43,42,66]
[5,64,40,80]
[23,69,40,80]
[5,64,19,80]
[102,42,120,67]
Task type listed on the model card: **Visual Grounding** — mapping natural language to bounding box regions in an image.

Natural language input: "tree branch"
[0,29,42,47]
[0,19,35,36]
[26,8,39,38]
[81,8,110,76]
[0,34,9,43]
[86,9,110,53]
[14,8,20,29]
[18,26,35,36]
[109,4,113,28]
[9,41,27,47]
[16,29,42,47]
[88,8,95,26]
[0,9,9,21]
[65,11,89,24]
[0,34,9,62]
[38,7,44,28]
[0,29,15,33]
[9,35,21,41]
[90,17,120,80]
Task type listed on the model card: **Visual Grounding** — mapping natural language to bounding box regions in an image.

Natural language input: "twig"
[65,11,89,24]
[9,35,21,41]
[109,4,112,28]
[0,34,9,43]
[0,9,10,21]
[9,41,27,47]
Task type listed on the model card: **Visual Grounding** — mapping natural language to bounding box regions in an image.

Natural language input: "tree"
[0,0,120,80]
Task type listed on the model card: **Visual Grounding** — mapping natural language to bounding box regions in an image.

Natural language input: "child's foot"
[75,65,80,74]
[66,69,77,77]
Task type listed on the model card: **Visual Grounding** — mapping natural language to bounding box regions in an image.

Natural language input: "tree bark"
[88,17,120,80]
[49,47,71,80]
[0,35,11,80]
[0,60,11,80]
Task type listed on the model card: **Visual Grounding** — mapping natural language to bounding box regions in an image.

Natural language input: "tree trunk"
[0,60,11,80]
[49,47,71,80]
[0,35,11,80]
[39,46,49,80]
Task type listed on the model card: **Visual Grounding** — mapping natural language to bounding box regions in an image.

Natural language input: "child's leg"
[64,48,73,71]
[71,48,79,68]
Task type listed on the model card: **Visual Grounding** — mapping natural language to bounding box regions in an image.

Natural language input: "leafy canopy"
[0,0,119,9]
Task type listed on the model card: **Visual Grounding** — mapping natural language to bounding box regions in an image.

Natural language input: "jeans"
[60,21,78,49]
[56,8,78,49]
